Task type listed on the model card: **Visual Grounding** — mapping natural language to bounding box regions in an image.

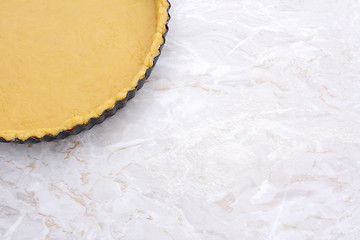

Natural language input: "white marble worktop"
[1,0,360,239]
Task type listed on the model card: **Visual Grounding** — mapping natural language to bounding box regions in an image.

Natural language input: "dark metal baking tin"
[0,1,171,144]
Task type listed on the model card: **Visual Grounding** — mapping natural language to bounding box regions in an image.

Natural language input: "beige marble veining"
[1,0,360,239]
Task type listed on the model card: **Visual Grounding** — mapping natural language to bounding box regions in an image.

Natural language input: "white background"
[1,0,360,239]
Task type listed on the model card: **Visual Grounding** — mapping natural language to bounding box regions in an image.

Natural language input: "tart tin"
[0,1,170,144]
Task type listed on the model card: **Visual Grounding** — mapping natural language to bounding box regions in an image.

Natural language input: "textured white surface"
[1,0,360,239]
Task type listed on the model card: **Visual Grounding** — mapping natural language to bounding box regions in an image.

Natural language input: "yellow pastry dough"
[0,0,169,141]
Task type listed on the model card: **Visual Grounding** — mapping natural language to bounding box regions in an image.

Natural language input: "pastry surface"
[0,0,169,141]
